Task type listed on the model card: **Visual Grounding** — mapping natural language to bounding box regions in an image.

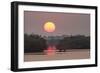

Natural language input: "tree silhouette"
[56,35,90,52]
[24,34,47,53]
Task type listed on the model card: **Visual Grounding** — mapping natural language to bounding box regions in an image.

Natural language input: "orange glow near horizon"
[46,46,56,55]
[44,22,55,32]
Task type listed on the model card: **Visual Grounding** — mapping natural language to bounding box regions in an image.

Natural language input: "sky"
[24,11,90,36]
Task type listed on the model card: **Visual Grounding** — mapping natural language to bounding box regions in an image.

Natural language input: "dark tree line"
[24,34,47,53]
[24,34,90,53]
[56,35,90,52]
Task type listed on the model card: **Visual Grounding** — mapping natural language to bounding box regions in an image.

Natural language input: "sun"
[44,22,56,32]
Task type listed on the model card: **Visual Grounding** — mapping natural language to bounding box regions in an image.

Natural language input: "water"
[24,49,90,62]
[45,46,56,55]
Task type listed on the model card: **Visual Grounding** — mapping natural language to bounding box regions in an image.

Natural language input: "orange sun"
[44,22,55,32]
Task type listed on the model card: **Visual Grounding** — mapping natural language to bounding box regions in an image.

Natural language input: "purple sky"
[24,11,90,36]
